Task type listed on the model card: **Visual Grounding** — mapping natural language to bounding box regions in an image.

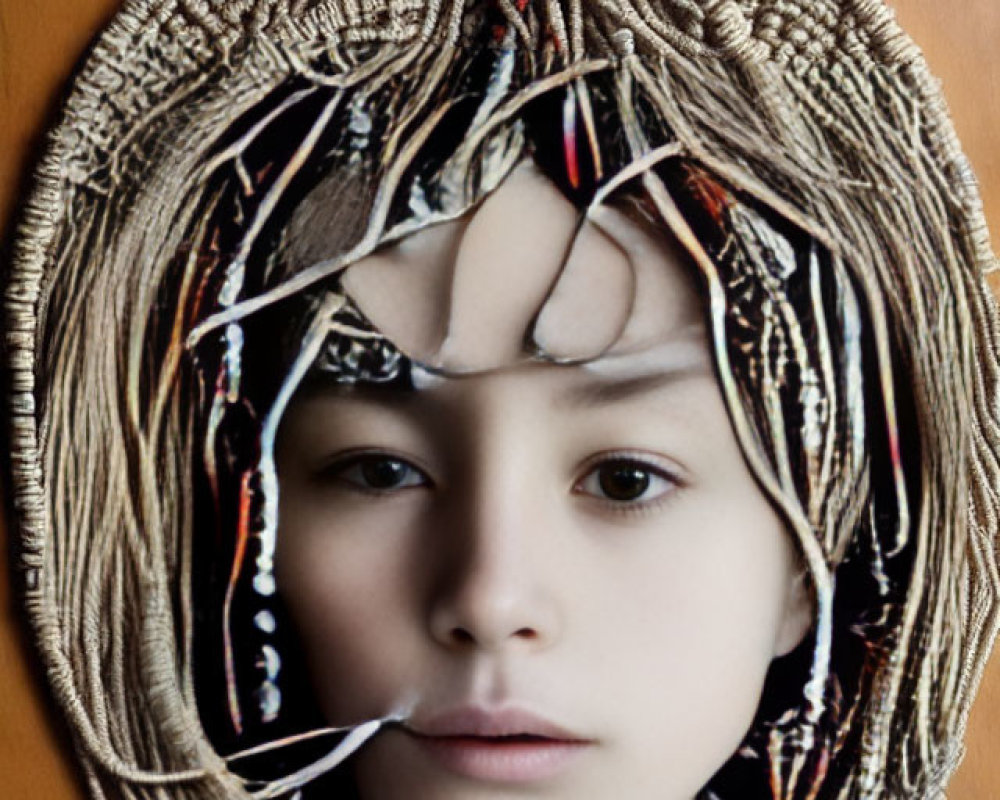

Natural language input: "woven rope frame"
[5,1,1000,798]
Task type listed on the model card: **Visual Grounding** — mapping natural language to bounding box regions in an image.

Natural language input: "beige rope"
[4,1,999,798]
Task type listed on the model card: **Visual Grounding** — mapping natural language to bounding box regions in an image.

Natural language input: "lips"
[412,706,585,739]
[404,706,594,782]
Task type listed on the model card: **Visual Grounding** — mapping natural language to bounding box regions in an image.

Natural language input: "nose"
[427,472,563,653]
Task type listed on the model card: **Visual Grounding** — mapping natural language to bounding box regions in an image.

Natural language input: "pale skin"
[274,164,814,799]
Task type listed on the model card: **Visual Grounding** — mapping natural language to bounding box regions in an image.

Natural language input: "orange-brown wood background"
[1,1,999,796]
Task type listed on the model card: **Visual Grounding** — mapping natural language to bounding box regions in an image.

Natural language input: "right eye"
[324,453,429,494]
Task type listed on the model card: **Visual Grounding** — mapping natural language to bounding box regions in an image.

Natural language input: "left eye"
[575,458,677,504]
[327,454,428,492]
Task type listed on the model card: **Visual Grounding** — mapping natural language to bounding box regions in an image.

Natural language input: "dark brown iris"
[598,462,651,501]
[360,457,410,489]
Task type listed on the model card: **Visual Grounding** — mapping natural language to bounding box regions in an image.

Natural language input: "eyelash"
[320,449,683,514]
[572,451,683,518]
[319,450,431,497]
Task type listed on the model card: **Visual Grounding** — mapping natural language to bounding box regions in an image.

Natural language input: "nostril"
[447,625,539,646]
[451,627,476,645]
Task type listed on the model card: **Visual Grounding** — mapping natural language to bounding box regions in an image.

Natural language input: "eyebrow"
[559,362,712,409]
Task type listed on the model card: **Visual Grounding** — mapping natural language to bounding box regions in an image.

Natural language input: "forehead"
[328,160,705,375]
[295,324,713,409]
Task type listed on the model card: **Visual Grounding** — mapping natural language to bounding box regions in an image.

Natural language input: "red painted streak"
[888,423,902,472]
[222,469,254,735]
[564,86,580,190]
[229,471,254,599]
[565,130,579,189]
[187,227,221,328]
[683,163,733,226]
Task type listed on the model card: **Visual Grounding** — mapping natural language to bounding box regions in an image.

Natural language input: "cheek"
[584,491,796,782]
[274,500,422,722]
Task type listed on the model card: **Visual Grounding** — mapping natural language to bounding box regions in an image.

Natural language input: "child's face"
[274,166,812,798]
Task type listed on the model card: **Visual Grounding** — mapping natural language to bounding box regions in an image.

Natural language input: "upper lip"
[406,706,591,742]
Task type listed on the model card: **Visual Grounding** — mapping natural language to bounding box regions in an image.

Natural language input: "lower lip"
[410,733,592,782]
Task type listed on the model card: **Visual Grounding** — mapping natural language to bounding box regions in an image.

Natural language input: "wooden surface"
[1,1,999,796]
[1,4,124,796]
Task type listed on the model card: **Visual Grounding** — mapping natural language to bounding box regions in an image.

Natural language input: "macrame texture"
[4,1,1000,799]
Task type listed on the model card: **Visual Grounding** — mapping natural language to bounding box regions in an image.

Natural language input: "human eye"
[574,452,681,512]
[321,451,429,494]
